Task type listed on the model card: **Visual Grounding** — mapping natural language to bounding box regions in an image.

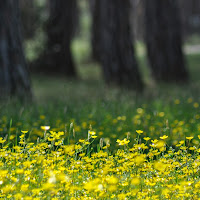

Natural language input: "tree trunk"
[90,0,102,62]
[145,0,189,83]
[98,0,144,90]
[19,0,36,40]
[0,0,32,100]
[33,0,77,77]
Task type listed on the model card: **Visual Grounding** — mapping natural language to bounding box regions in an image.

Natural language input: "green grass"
[0,51,200,151]
[3,0,200,149]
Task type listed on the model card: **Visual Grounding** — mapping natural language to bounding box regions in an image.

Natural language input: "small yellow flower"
[84,141,90,145]
[88,130,96,135]
[160,135,168,140]
[0,137,6,144]
[21,184,29,192]
[21,131,28,134]
[186,136,193,140]
[40,115,46,120]
[136,130,143,134]
[187,97,193,103]
[194,102,199,108]
[98,131,104,136]
[116,138,130,145]
[154,161,167,172]
[131,177,140,185]
[151,139,158,143]
[159,112,165,117]
[40,126,50,131]
[9,135,15,140]
[16,169,24,174]
[79,139,85,143]
[174,99,180,104]
[143,137,151,141]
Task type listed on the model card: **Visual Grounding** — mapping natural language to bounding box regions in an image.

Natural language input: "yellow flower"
[21,184,29,192]
[84,141,90,145]
[84,178,102,191]
[151,139,158,143]
[187,97,193,103]
[79,139,85,143]
[0,137,6,144]
[21,131,28,134]
[9,135,15,140]
[88,130,96,135]
[194,102,199,108]
[106,176,118,185]
[134,155,145,165]
[160,135,168,140]
[16,169,24,174]
[136,130,143,134]
[154,161,167,172]
[179,140,185,145]
[116,138,130,145]
[155,140,166,151]
[174,99,180,104]
[143,137,151,141]
[40,126,50,131]
[39,115,46,120]
[186,136,193,140]
[158,112,165,117]
[42,183,54,191]
[131,177,140,185]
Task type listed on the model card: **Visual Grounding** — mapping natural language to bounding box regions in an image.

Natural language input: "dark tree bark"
[33,0,77,77]
[145,0,189,83]
[178,0,200,37]
[19,0,36,40]
[90,0,102,62]
[0,0,32,100]
[98,0,144,90]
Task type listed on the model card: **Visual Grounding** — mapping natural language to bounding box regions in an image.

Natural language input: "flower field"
[1,127,200,199]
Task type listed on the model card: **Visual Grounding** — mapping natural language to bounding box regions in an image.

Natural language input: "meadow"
[1,10,200,197]
[0,47,199,199]
[1,1,200,199]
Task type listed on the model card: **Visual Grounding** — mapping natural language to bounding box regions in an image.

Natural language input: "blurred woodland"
[1,0,200,101]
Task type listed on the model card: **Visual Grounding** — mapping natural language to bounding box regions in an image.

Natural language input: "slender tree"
[97,0,144,90]
[145,0,189,82]
[34,0,77,76]
[0,0,32,100]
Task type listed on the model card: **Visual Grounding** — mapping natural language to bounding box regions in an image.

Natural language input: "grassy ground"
[0,49,200,151]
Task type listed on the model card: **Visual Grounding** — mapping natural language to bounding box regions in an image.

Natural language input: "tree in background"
[145,0,189,82]
[90,0,102,62]
[95,0,144,90]
[0,0,32,100]
[19,0,38,40]
[178,0,200,37]
[33,0,78,77]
